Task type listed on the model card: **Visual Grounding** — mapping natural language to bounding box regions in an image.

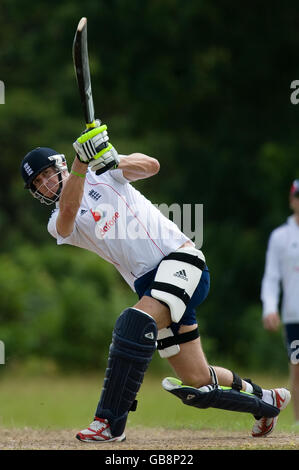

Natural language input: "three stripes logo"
[173,269,188,281]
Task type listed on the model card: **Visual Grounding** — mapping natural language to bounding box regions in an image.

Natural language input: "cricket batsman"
[20,121,290,442]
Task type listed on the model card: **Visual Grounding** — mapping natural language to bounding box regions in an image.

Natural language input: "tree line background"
[1,0,299,374]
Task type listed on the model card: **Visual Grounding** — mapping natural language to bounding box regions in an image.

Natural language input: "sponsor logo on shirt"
[99,211,120,236]
[91,207,120,237]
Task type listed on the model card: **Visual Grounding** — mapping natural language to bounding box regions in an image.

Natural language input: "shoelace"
[89,418,108,432]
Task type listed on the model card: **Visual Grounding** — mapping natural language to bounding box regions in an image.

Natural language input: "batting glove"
[73,121,119,173]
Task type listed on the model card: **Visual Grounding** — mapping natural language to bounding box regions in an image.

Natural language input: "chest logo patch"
[88,189,102,201]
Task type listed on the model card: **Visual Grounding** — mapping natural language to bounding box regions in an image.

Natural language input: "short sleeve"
[47,208,80,246]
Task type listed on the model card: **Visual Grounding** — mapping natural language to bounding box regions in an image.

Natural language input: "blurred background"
[1,0,299,386]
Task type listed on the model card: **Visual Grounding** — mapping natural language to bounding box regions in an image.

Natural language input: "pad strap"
[151,281,190,306]
[243,378,263,399]
[232,374,263,400]
[157,327,199,350]
[162,252,206,271]
[232,371,243,392]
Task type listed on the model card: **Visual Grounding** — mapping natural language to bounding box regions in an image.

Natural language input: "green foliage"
[1,1,298,372]
[0,244,136,371]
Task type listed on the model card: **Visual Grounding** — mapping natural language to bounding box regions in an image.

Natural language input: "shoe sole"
[252,417,278,438]
[76,433,126,443]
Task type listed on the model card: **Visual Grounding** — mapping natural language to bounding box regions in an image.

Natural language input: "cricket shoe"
[252,388,291,438]
[76,417,126,443]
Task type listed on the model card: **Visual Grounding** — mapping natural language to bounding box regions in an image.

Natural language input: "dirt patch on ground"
[1,427,299,450]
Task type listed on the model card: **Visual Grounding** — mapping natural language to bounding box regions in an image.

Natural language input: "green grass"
[0,369,297,433]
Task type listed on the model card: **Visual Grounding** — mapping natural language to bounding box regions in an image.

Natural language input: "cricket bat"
[72,17,96,129]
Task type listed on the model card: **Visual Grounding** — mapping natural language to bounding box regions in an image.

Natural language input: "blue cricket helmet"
[20,147,61,189]
[20,147,68,204]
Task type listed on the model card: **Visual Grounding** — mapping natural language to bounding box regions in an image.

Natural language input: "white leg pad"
[151,247,206,323]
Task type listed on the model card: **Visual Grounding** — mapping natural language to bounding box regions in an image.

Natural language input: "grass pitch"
[0,369,296,434]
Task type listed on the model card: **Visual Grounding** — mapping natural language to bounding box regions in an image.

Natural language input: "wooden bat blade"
[72,17,95,126]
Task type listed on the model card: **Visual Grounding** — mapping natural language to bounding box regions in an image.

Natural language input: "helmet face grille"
[30,168,69,205]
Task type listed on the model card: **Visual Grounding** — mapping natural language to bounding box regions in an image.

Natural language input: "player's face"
[33,167,60,198]
[290,195,299,214]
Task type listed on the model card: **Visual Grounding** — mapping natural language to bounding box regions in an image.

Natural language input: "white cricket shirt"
[48,160,191,291]
[261,215,299,323]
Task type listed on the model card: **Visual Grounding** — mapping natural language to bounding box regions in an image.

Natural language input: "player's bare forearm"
[118,153,160,181]
[56,158,88,237]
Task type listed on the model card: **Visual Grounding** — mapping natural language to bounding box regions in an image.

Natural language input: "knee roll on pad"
[96,308,157,437]
[151,246,206,323]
